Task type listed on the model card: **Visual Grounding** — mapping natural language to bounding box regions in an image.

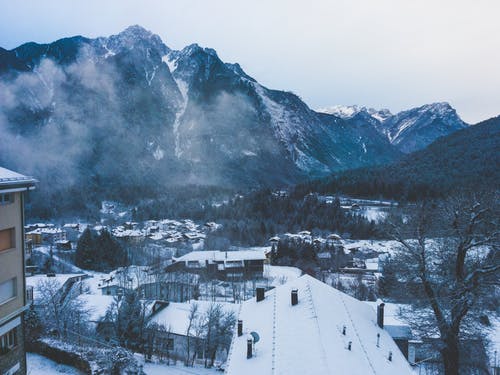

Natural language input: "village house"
[25,227,66,246]
[98,266,149,296]
[138,272,200,302]
[168,250,268,280]
[62,223,80,242]
[98,266,199,303]
[148,300,239,364]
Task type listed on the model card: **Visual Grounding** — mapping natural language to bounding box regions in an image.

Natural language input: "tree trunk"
[441,335,460,375]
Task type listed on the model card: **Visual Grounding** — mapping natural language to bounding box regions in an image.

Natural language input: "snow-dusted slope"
[382,102,468,153]
[319,102,468,153]
[319,105,392,122]
[226,274,413,375]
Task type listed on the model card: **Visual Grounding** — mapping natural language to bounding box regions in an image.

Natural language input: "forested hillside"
[299,116,500,201]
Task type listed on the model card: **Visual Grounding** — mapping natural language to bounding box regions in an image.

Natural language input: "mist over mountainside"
[0,25,482,216]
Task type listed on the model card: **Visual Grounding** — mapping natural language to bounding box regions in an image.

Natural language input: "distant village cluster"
[25,218,219,249]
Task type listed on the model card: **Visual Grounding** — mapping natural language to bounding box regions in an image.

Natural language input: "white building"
[225,274,413,375]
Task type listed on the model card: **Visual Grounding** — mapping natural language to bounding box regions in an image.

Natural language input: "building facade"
[0,167,36,375]
[168,250,267,280]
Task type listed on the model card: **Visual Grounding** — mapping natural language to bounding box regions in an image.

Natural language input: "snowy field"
[27,352,222,375]
[143,362,219,374]
[27,353,84,375]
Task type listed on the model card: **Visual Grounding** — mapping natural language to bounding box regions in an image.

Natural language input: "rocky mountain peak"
[101,25,170,56]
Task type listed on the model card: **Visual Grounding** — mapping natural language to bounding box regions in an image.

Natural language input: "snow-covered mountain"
[0,26,401,190]
[319,103,468,153]
[319,105,392,122]
[0,25,469,212]
[380,102,468,153]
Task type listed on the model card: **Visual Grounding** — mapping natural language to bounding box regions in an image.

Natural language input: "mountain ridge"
[0,25,485,216]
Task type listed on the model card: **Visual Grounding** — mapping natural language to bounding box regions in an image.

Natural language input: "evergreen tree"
[75,227,96,269]
[117,291,145,350]
[98,229,128,270]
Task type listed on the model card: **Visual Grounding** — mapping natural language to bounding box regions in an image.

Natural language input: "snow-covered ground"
[263,264,302,286]
[359,206,389,223]
[33,245,83,273]
[26,353,84,375]
[343,239,402,255]
[143,362,219,374]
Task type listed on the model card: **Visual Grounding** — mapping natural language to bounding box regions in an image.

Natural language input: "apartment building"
[0,167,36,375]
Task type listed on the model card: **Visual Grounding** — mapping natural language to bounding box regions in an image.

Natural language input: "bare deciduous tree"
[184,302,199,366]
[36,278,90,340]
[385,193,499,375]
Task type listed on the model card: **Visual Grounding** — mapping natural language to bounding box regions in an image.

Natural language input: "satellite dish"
[250,331,260,343]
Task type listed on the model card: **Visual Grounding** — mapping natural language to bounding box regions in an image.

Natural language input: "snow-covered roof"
[364,301,413,340]
[149,300,239,337]
[0,166,36,189]
[317,251,332,259]
[174,250,267,263]
[26,228,65,235]
[327,233,342,240]
[98,266,151,290]
[226,274,413,375]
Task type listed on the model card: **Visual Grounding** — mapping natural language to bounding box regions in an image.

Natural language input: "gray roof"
[0,166,37,189]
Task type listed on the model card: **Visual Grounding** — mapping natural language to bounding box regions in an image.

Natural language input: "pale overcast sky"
[1,0,499,123]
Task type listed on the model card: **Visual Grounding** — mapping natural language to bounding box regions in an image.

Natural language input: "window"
[0,193,13,205]
[0,228,15,252]
[0,278,16,304]
[0,327,17,355]
[158,337,174,351]
[166,338,174,350]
